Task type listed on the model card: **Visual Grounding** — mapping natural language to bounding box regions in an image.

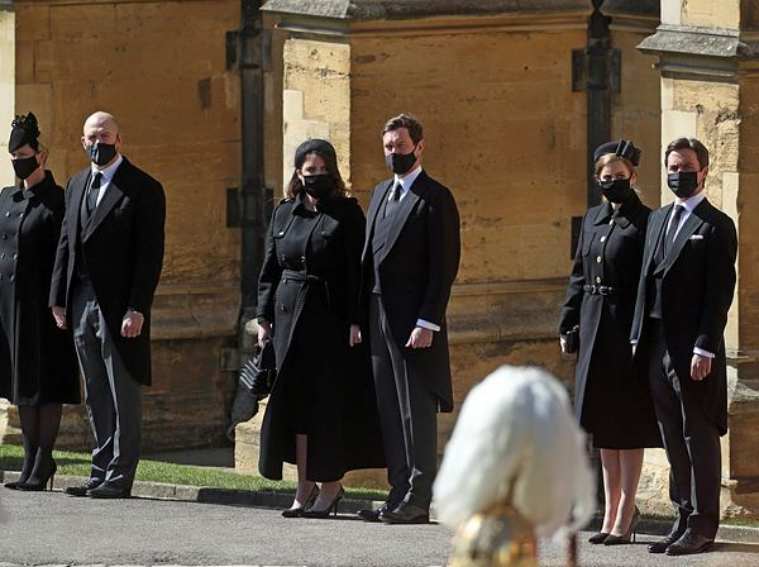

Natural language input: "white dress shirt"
[667,190,706,240]
[389,165,423,203]
[90,153,124,206]
[669,190,713,359]
[388,165,440,333]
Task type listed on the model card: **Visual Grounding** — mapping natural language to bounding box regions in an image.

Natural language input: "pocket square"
[689,234,704,240]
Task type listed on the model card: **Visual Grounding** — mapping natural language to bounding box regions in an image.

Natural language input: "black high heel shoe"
[604,507,640,545]
[4,445,37,490]
[17,450,57,492]
[282,484,319,518]
[588,532,610,544]
[302,486,345,519]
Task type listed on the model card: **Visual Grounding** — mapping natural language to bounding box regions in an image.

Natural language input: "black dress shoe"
[665,530,714,556]
[86,484,131,499]
[587,532,609,544]
[648,530,685,554]
[358,503,392,522]
[65,479,103,497]
[302,487,345,519]
[380,503,430,525]
[604,507,641,545]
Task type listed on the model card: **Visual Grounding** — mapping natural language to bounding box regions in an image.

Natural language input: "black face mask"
[597,178,632,204]
[12,155,39,180]
[385,148,417,175]
[86,142,118,167]
[302,174,333,200]
[667,171,700,199]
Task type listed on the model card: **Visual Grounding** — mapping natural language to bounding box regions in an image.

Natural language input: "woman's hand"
[349,324,362,347]
[257,319,272,348]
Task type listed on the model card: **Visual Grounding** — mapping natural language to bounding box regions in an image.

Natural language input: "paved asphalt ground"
[1,490,759,566]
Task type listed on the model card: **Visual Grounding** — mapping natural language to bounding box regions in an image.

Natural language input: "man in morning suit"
[358,114,461,524]
[50,111,166,498]
[630,137,737,555]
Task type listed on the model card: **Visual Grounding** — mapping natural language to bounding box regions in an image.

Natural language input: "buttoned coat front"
[0,172,79,406]
[256,193,384,481]
[560,194,660,448]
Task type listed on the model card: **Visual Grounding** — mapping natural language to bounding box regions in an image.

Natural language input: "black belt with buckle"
[583,284,617,296]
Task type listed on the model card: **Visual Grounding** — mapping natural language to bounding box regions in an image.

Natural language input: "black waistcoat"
[371,196,396,294]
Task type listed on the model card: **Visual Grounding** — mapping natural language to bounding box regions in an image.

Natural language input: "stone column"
[638,0,759,519]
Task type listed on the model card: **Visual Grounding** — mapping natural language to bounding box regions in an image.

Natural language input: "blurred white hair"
[433,365,595,538]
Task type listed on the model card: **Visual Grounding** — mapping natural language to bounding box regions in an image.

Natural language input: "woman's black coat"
[0,172,79,406]
[256,193,384,481]
[559,194,660,449]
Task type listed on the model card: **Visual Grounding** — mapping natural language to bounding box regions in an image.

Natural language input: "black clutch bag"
[239,340,277,398]
[562,325,580,354]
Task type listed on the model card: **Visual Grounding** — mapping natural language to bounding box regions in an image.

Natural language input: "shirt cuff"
[416,319,441,332]
[693,347,715,359]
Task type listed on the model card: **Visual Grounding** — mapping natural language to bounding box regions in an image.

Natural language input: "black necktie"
[384,182,402,217]
[668,205,685,241]
[663,204,684,255]
[87,173,102,214]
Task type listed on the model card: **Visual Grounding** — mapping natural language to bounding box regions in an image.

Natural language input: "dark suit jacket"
[362,170,461,412]
[630,198,737,434]
[49,157,166,386]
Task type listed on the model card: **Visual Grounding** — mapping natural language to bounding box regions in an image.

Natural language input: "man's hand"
[52,306,67,330]
[257,319,272,348]
[121,310,145,338]
[406,327,433,349]
[349,324,362,347]
[690,354,712,381]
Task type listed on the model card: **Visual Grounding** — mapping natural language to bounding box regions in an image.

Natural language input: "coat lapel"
[593,202,613,225]
[69,171,90,244]
[662,200,707,275]
[362,179,394,262]
[83,162,126,242]
[377,171,426,264]
[643,204,670,276]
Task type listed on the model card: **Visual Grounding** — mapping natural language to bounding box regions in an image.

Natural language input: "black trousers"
[645,319,721,539]
[369,294,437,510]
[71,282,142,491]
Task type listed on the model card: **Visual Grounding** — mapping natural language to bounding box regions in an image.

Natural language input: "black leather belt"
[282,269,331,308]
[583,284,617,296]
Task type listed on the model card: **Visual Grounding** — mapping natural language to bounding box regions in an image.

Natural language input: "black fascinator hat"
[593,139,641,167]
[9,113,41,153]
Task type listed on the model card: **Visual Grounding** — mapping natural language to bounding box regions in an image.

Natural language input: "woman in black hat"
[559,140,661,545]
[1,113,79,491]
[256,139,383,518]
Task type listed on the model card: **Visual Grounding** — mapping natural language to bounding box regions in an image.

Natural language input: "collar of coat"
[592,192,642,228]
[12,170,57,202]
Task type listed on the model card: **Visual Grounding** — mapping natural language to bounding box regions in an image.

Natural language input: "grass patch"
[0,444,387,501]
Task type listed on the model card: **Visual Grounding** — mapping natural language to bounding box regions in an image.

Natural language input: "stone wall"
[607,9,661,205]
[2,0,245,450]
[0,5,13,188]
